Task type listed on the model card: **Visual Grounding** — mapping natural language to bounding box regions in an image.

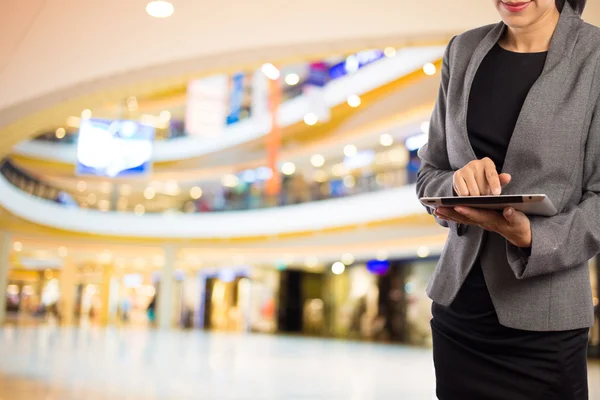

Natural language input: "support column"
[0,233,10,326]
[157,244,176,329]
[265,72,282,197]
[99,264,114,327]
[60,258,77,326]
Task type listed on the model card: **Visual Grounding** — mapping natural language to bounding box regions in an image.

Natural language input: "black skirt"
[432,262,589,400]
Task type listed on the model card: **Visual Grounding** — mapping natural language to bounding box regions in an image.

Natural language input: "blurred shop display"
[185,75,229,138]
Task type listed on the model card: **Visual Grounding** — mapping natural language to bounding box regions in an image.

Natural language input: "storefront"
[6,269,61,323]
[249,268,279,333]
[198,267,252,332]
[277,268,327,335]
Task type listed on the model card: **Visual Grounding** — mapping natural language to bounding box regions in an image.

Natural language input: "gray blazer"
[417,3,600,331]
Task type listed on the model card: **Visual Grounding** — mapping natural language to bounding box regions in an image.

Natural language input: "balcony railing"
[0,159,416,215]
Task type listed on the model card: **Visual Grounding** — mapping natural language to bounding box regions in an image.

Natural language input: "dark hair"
[556,0,587,15]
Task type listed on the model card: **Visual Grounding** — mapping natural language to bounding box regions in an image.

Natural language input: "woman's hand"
[439,157,531,248]
[434,206,532,248]
[453,157,512,196]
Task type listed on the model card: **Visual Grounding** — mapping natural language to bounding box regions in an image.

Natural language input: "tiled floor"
[0,326,598,400]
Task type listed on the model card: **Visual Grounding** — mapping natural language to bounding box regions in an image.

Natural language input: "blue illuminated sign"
[329,50,385,80]
[366,259,390,275]
[226,73,245,125]
[76,118,154,177]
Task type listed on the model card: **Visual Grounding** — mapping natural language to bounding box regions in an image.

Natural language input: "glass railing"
[1,158,416,215]
[0,160,70,204]
[196,170,409,213]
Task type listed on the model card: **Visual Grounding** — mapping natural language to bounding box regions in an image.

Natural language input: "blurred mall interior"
[1,1,600,399]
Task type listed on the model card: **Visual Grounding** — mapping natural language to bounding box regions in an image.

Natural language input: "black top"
[467,44,547,171]
[461,44,547,292]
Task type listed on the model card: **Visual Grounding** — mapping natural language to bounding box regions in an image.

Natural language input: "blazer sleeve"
[416,36,457,229]
[506,88,600,279]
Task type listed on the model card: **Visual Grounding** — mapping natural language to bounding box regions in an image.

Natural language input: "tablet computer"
[419,194,557,217]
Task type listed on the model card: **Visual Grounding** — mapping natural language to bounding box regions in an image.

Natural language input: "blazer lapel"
[501,3,583,190]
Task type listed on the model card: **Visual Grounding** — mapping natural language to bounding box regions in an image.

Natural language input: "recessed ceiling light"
[332,261,345,275]
[347,95,361,108]
[344,144,358,157]
[261,63,280,80]
[285,73,300,86]
[417,246,430,258]
[222,174,240,188]
[423,63,437,76]
[159,110,171,122]
[380,133,394,147]
[304,113,318,126]
[190,186,203,200]
[281,162,296,176]
[310,154,325,168]
[146,1,174,18]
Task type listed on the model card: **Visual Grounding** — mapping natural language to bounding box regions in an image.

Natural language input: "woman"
[416,0,599,398]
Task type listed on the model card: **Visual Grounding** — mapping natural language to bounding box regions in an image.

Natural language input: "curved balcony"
[11,47,444,163]
[0,159,426,239]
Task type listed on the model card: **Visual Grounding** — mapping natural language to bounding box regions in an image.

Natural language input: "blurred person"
[288,173,310,204]
[246,183,262,209]
[212,186,226,211]
[147,296,156,324]
[417,0,598,398]
[121,296,131,322]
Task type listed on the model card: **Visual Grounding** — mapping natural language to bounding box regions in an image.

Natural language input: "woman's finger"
[483,160,501,196]
[463,170,481,197]
[476,166,492,196]
[453,173,469,196]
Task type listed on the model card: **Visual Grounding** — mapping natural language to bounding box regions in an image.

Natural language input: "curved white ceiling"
[0,1,503,128]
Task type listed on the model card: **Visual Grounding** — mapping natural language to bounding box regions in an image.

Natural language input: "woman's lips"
[502,1,531,12]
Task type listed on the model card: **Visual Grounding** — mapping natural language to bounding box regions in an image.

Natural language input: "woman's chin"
[499,11,537,28]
